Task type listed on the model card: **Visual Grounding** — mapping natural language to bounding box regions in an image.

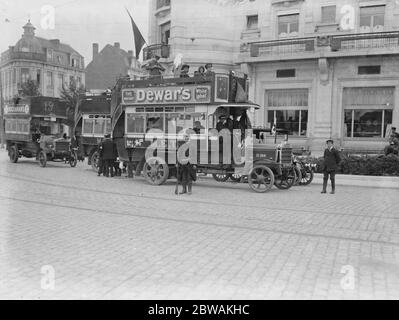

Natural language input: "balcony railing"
[143,43,170,60]
[330,31,399,51]
[9,52,47,62]
[241,31,399,60]
[247,37,315,58]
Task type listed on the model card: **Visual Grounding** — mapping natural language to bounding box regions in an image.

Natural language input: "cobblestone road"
[0,150,398,299]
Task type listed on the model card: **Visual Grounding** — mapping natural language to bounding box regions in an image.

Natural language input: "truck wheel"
[248,164,274,193]
[299,168,314,186]
[69,150,78,167]
[38,151,47,167]
[274,167,296,190]
[90,151,99,172]
[212,173,230,182]
[9,145,19,163]
[143,157,169,185]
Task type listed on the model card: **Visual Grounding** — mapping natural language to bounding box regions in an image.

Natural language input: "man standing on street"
[101,134,118,177]
[321,139,341,194]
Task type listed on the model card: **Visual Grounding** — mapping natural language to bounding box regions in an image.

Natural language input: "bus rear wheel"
[38,151,47,167]
[9,145,19,163]
[143,157,169,185]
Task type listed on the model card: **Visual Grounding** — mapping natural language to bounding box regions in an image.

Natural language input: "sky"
[0,0,149,64]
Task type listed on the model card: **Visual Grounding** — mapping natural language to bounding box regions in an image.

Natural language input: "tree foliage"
[60,80,86,121]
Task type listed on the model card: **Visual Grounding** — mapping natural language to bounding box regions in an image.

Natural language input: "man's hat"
[326,139,334,143]
[181,64,190,70]
[205,63,213,69]
[104,133,111,138]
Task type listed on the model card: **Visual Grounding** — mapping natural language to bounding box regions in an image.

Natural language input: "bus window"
[127,114,145,133]
[165,114,179,134]
[94,119,105,135]
[146,114,164,132]
[83,119,94,134]
[105,119,111,134]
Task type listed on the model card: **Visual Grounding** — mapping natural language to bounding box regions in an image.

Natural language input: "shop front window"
[344,109,392,138]
[267,110,308,136]
[266,88,308,137]
[343,87,394,138]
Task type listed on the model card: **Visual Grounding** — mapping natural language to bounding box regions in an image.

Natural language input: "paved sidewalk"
[0,150,398,299]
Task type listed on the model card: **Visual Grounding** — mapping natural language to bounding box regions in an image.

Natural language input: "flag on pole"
[126,8,146,59]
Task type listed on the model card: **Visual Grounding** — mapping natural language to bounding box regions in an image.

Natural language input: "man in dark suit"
[101,134,118,177]
[321,139,341,194]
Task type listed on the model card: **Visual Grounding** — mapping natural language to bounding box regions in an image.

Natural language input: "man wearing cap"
[145,55,165,78]
[321,139,341,194]
[204,63,214,77]
[180,64,190,78]
[101,134,118,177]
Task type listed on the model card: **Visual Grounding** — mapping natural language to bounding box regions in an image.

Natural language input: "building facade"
[0,21,85,102]
[85,42,146,91]
[147,0,399,154]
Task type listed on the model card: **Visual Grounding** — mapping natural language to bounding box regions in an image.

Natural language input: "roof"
[35,37,83,57]
[85,44,135,90]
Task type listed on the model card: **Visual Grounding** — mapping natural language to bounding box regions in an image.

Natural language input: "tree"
[20,79,41,97]
[60,79,86,127]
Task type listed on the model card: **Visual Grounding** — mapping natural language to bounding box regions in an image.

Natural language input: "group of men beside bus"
[97,134,120,177]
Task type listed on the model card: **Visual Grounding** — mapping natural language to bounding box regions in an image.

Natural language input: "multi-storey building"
[0,20,85,102]
[85,42,146,91]
[146,0,399,153]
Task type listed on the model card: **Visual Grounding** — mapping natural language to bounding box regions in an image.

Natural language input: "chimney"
[92,43,99,60]
[114,42,120,49]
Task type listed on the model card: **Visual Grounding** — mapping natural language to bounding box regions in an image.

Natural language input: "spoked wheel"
[230,173,242,182]
[274,167,296,190]
[299,167,314,186]
[91,151,99,172]
[9,145,19,163]
[212,173,230,182]
[69,150,78,167]
[293,164,302,186]
[143,157,169,185]
[248,165,275,193]
[38,151,47,168]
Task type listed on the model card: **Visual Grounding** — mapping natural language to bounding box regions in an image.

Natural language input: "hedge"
[299,154,399,176]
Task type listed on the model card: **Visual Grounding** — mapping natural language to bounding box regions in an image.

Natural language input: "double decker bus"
[110,72,295,192]
[74,92,111,171]
[5,96,77,167]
